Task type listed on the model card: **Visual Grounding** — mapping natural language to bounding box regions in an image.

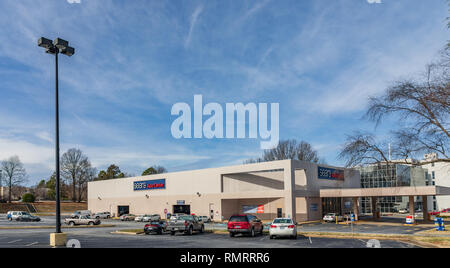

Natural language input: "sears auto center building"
[88,160,362,222]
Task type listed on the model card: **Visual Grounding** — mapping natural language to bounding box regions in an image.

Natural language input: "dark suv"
[227,214,264,237]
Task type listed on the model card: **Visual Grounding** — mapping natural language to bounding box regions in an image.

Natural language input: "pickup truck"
[167,215,204,235]
[64,215,101,226]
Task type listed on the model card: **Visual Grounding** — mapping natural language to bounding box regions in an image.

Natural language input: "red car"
[429,208,450,216]
[227,214,264,237]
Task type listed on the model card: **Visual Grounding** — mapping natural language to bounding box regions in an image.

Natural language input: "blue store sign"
[133,179,166,191]
[318,166,345,181]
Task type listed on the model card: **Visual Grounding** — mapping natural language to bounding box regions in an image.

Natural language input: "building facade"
[421,153,450,211]
[358,164,429,213]
[88,160,361,222]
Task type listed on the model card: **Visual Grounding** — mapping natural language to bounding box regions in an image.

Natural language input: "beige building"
[88,160,360,222]
[421,153,450,211]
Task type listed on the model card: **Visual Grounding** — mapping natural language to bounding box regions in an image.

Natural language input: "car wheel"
[270,235,274,239]
[188,226,193,235]
[292,234,298,240]
[229,232,235,238]
[89,222,94,226]
[69,222,75,227]
[251,228,255,237]
[170,231,175,236]
[200,225,204,233]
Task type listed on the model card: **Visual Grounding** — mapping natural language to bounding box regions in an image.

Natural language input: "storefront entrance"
[118,206,129,216]
[173,205,191,215]
[322,197,342,216]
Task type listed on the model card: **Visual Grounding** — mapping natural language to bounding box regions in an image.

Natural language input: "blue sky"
[0,0,448,185]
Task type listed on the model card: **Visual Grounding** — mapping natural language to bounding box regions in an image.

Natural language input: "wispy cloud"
[185,5,204,48]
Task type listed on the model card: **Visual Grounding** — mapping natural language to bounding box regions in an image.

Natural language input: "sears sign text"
[134,179,166,191]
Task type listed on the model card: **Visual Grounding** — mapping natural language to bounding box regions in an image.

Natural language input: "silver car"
[93,212,111,219]
[143,214,161,222]
[269,218,297,239]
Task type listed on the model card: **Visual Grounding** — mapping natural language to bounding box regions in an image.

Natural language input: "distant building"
[421,153,450,211]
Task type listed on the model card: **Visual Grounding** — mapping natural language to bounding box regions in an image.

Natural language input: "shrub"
[22,193,35,203]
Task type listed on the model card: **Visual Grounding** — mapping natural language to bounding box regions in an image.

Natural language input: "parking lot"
[0,214,423,248]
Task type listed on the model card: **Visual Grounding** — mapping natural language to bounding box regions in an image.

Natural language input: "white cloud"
[185,5,204,48]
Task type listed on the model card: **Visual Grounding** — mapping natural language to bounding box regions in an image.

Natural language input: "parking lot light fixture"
[37,37,75,236]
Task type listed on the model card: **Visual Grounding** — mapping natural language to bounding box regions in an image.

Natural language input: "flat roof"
[320,186,450,198]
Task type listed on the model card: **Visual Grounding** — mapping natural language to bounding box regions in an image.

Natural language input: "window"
[273,219,292,224]
[229,216,247,222]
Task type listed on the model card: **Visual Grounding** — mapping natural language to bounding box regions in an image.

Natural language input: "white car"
[323,213,343,222]
[7,211,30,221]
[269,218,297,239]
[398,208,408,214]
[134,215,145,222]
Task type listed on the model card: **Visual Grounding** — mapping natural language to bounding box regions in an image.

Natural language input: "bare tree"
[1,156,27,203]
[245,139,324,164]
[61,148,89,202]
[359,51,450,165]
[338,132,389,167]
[77,159,95,202]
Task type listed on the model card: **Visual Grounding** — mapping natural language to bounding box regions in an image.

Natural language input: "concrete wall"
[423,161,450,211]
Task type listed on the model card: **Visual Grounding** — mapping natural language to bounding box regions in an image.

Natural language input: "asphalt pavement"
[0,214,431,248]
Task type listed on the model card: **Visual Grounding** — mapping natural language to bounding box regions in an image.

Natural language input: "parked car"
[71,210,92,218]
[142,214,161,222]
[64,215,100,226]
[167,214,204,235]
[227,214,264,237]
[323,213,344,222]
[269,218,297,239]
[170,214,184,220]
[399,208,409,214]
[93,212,111,219]
[7,211,41,222]
[6,211,38,221]
[198,216,211,223]
[134,215,146,222]
[120,214,136,221]
[429,208,450,216]
[144,220,168,235]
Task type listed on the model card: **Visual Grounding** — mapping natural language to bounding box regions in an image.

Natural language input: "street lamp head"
[38,37,53,49]
[45,46,58,55]
[53,38,69,50]
[61,46,75,57]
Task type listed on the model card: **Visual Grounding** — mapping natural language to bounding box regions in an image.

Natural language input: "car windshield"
[229,216,247,222]
[178,215,193,221]
[273,219,292,224]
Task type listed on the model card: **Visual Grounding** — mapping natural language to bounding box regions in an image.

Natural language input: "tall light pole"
[38,37,75,235]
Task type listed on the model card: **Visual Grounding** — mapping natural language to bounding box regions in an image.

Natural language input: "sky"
[0,0,448,186]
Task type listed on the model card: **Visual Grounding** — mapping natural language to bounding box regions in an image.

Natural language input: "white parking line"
[25,242,39,247]
[7,239,22,244]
